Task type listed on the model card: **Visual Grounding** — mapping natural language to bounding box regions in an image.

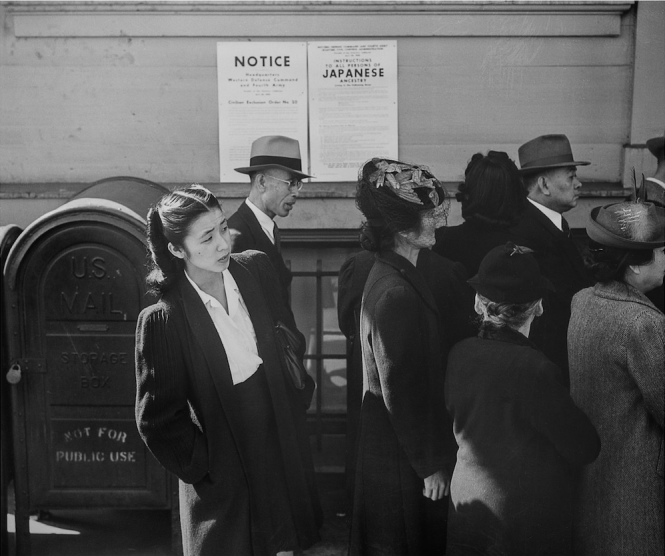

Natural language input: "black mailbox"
[1,225,22,556]
[3,177,171,555]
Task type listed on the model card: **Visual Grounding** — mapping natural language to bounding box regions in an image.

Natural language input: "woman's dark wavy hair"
[145,184,222,295]
[356,158,448,252]
[584,239,654,284]
[456,151,527,227]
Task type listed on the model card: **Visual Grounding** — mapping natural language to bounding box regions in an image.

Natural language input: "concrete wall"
[1,1,663,230]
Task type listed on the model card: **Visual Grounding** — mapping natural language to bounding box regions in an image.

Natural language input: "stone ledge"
[0,181,628,200]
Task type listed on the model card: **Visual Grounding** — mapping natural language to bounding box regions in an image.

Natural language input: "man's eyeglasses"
[269,175,304,191]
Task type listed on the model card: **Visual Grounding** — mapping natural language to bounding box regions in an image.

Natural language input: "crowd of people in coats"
[134,132,664,556]
[338,133,664,556]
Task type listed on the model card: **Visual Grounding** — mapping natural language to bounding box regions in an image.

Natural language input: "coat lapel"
[228,257,277,358]
[238,202,281,260]
[175,277,244,440]
[526,202,564,242]
[524,203,589,280]
[236,202,291,298]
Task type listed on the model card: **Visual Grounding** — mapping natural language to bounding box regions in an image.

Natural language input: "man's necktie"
[273,223,281,252]
[562,217,571,239]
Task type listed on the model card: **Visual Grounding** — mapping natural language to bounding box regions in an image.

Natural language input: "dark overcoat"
[509,203,592,380]
[338,248,475,508]
[135,251,322,556]
[228,200,292,305]
[433,220,516,278]
[445,326,600,556]
[349,250,456,556]
[568,282,664,556]
[339,249,475,351]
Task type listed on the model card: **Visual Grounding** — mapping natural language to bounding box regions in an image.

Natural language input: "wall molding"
[6,1,633,38]
[0,181,628,200]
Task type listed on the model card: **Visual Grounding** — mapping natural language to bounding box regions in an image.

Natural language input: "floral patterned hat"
[367,158,445,209]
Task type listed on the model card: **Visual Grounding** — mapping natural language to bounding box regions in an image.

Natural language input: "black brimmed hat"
[518,134,590,175]
[234,135,312,179]
[468,242,554,303]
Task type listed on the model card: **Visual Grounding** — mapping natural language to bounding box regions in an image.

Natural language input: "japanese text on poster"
[308,41,398,181]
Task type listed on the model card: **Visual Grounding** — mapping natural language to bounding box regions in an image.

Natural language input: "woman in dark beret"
[445,242,600,556]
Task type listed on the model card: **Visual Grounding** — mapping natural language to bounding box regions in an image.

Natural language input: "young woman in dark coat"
[348,159,457,556]
[433,151,527,278]
[445,243,600,556]
[134,185,322,556]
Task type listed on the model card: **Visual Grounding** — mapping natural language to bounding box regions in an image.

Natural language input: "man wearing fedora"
[510,134,593,383]
[229,135,311,305]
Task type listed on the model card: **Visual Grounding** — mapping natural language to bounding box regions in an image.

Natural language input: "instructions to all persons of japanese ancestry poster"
[308,41,398,181]
[217,42,309,182]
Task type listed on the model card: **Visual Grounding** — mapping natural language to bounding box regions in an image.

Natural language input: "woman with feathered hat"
[568,195,665,556]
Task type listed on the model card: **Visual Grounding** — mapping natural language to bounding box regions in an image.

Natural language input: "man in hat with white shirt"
[510,134,593,383]
[229,135,311,305]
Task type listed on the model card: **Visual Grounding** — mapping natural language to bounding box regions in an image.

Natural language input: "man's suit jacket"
[228,201,292,305]
[509,202,592,383]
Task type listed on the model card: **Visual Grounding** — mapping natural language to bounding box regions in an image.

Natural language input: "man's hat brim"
[234,135,313,179]
[235,164,312,180]
[519,160,590,175]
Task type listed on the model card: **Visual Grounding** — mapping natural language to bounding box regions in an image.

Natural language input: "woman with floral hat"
[348,158,456,556]
[568,198,665,556]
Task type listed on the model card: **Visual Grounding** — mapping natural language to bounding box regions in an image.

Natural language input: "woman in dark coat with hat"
[433,150,527,278]
[568,198,665,556]
[134,185,322,556]
[445,243,600,556]
[336,243,474,514]
[349,158,457,556]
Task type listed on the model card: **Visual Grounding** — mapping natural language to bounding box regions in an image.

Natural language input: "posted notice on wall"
[308,41,398,181]
[217,42,309,182]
